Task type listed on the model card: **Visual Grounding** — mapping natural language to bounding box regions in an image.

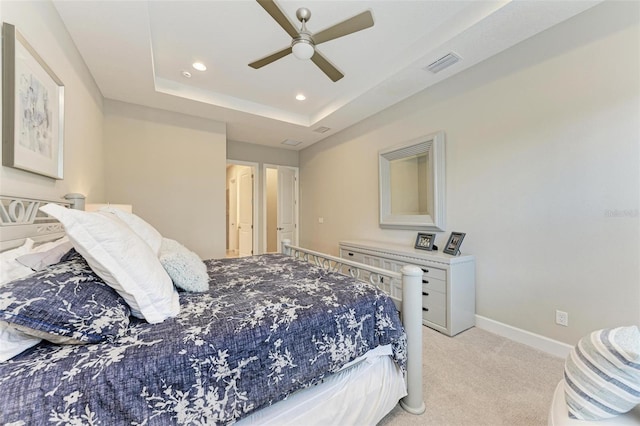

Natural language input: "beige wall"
[0,1,105,202]
[227,140,298,168]
[299,1,640,345]
[103,100,226,259]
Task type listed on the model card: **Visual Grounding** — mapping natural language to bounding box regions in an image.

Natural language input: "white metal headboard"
[0,195,71,251]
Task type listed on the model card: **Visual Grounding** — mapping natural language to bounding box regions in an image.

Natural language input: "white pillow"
[0,322,41,362]
[0,239,36,285]
[40,203,179,324]
[159,238,209,292]
[99,207,162,255]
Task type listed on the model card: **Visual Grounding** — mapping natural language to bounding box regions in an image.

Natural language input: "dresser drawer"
[422,278,446,294]
[422,285,446,328]
[341,249,364,264]
[422,289,445,310]
[422,303,446,327]
[418,266,446,281]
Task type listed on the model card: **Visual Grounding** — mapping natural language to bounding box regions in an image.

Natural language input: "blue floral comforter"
[0,254,406,425]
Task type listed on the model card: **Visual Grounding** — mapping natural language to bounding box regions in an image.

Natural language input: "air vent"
[314,126,331,133]
[281,139,302,147]
[425,52,461,74]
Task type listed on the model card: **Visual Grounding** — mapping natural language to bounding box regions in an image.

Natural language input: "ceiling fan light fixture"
[292,39,314,60]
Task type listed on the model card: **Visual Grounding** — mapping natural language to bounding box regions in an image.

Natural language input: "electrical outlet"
[555,310,569,327]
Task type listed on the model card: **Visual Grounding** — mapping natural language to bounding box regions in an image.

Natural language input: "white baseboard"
[475,315,573,359]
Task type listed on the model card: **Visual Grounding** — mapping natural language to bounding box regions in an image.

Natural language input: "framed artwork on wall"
[443,232,466,255]
[2,22,64,179]
[414,232,436,251]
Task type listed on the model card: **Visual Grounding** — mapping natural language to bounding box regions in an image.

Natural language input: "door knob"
[277,227,284,231]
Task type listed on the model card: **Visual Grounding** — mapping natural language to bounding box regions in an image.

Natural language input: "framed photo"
[2,23,64,179]
[443,232,466,255]
[414,232,436,251]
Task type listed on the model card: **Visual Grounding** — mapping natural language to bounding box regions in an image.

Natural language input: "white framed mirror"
[379,131,445,231]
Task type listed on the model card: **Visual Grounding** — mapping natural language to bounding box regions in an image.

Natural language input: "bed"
[0,194,425,424]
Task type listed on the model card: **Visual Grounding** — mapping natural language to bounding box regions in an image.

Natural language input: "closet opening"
[262,165,299,254]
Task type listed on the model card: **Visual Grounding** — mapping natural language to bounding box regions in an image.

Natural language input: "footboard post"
[280,239,291,256]
[399,264,426,415]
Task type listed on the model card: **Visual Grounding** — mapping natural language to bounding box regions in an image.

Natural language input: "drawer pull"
[422,307,429,312]
[422,280,429,284]
[422,268,429,273]
[348,253,354,256]
[422,292,429,296]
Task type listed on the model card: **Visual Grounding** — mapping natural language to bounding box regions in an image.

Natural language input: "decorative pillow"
[39,203,179,323]
[99,206,162,255]
[16,241,73,271]
[0,250,131,346]
[0,321,41,362]
[159,238,209,292]
[564,325,640,420]
[0,239,35,285]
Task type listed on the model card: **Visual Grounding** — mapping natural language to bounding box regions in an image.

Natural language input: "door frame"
[227,160,259,256]
[262,164,299,253]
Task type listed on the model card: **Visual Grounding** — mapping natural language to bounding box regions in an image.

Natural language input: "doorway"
[263,165,299,253]
[226,162,258,257]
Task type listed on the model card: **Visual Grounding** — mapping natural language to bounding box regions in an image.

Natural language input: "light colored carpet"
[378,326,565,426]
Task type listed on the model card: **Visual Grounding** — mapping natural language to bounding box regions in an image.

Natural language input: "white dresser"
[339,240,476,336]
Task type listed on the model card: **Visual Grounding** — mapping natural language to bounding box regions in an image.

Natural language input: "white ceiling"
[53,0,601,150]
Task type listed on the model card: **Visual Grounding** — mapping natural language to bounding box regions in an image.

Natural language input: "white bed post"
[281,238,291,256]
[399,264,426,414]
[63,193,86,210]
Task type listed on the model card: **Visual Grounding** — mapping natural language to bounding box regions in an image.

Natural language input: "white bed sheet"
[236,345,407,426]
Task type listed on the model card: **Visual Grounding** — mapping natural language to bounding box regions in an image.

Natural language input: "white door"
[228,178,238,254]
[277,167,297,249]
[238,168,254,257]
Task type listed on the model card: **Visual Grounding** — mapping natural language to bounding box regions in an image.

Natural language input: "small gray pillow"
[16,241,74,271]
[159,238,208,292]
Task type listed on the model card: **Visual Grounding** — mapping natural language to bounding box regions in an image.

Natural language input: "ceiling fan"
[249,0,374,82]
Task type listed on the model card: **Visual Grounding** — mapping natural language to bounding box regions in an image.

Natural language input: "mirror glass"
[379,132,445,231]
[390,153,429,215]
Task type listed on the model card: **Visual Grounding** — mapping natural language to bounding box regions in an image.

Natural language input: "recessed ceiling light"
[182,71,192,78]
[192,62,207,71]
[296,93,306,101]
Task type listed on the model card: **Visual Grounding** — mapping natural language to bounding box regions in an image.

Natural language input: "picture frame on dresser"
[414,232,436,251]
[2,22,65,180]
[443,232,465,255]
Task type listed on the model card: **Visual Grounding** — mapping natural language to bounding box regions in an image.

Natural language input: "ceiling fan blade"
[311,51,344,82]
[256,0,300,39]
[312,10,374,45]
[249,46,293,69]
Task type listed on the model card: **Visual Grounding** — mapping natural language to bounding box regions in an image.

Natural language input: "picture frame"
[414,232,436,251]
[443,232,466,255]
[2,22,64,179]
